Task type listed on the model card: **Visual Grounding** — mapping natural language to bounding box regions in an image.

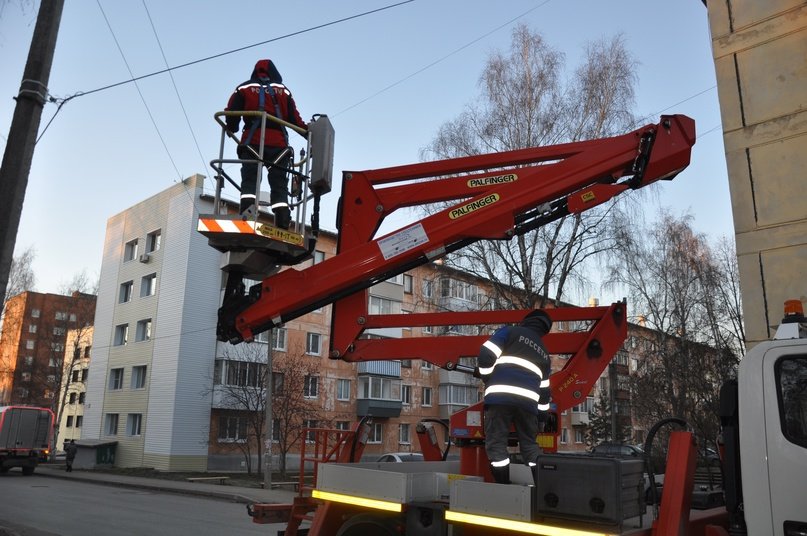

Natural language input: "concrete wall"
[707,2,807,345]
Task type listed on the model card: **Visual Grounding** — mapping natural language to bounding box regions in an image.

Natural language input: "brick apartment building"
[0,290,96,410]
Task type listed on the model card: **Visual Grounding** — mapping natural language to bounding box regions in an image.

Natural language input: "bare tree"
[270,347,326,478]
[420,26,639,307]
[213,341,324,478]
[606,210,743,448]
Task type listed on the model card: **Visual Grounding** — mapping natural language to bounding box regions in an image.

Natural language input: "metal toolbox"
[534,454,644,525]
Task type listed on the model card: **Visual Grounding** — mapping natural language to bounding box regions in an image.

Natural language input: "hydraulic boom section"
[217,115,695,346]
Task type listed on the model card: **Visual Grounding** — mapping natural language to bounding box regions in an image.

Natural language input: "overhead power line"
[75,0,415,99]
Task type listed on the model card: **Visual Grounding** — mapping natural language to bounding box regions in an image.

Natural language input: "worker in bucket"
[477,309,552,484]
[225,59,308,229]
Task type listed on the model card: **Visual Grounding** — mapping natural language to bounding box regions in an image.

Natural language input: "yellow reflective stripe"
[311,489,402,513]
[445,510,616,535]
[483,340,503,357]
[540,379,550,388]
[491,458,511,467]
[537,403,550,411]
[485,384,540,402]
[478,365,494,375]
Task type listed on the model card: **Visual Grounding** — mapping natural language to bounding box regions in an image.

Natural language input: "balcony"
[356,399,402,418]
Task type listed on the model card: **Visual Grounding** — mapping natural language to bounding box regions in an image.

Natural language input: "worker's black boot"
[490,465,511,484]
[240,199,256,217]
[274,207,291,229]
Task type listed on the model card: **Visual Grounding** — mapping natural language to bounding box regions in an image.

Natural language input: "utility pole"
[0,0,65,305]
[264,332,274,490]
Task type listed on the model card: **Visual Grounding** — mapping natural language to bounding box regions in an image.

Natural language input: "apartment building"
[55,326,93,451]
[0,290,96,408]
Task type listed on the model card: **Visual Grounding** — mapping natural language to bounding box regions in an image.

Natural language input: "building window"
[368,423,383,444]
[422,279,433,299]
[421,361,433,371]
[135,319,152,342]
[272,372,284,394]
[560,428,569,444]
[131,365,147,389]
[141,273,157,297]
[334,421,350,431]
[422,387,432,407]
[109,368,124,390]
[69,392,77,404]
[24,356,33,365]
[146,229,161,253]
[66,416,74,427]
[438,384,478,406]
[69,313,76,322]
[124,239,138,262]
[271,418,281,442]
[369,295,401,315]
[114,324,128,346]
[53,326,66,336]
[81,369,88,382]
[401,385,412,405]
[304,420,318,443]
[306,332,321,356]
[79,392,85,404]
[28,324,37,333]
[26,340,34,350]
[21,372,31,382]
[337,379,350,401]
[104,413,119,435]
[399,423,411,444]
[304,376,319,398]
[215,360,265,388]
[31,308,40,318]
[119,281,134,303]
[575,429,584,444]
[272,328,287,351]
[422,326,433,334]
[218,414,247,442]
[50,342,64,353]
[49,357,58,368]
[359,376,401,400]
[71,370,80,382]
[84,346,91,358]
[75,415,83,427]
[55,311,68,321]
[127,414,143,436]
[403,274,413,294]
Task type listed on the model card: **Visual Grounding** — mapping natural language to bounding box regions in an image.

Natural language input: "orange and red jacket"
[225,59,307,148]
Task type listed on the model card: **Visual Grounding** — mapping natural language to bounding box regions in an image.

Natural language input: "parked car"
[376,452,425,463]
[590,442,645,458]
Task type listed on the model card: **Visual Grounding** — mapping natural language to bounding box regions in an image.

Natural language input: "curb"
[35,469,262,505]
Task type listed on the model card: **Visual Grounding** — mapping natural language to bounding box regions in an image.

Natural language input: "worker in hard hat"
[477,309,553,485]
[225,59,308,229]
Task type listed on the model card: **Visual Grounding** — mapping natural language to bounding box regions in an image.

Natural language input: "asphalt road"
[0,472,280,536]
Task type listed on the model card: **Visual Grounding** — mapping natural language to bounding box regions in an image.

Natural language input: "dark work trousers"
[484,404,543,467]
[237,145,291,212]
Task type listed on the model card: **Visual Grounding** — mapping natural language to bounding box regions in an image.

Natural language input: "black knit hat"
[521,310,552,333]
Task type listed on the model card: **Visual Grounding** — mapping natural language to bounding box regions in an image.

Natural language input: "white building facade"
[83,175,221,470]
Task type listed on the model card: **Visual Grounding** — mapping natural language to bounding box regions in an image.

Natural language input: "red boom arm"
[216,114,695,353]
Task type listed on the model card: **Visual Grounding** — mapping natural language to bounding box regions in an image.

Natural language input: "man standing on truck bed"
[478,310,552,484]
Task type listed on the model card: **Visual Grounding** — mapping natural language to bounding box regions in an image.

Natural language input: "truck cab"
[730,304,807,535]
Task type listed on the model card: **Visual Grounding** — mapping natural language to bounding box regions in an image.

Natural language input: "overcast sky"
[1,0,728,300]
